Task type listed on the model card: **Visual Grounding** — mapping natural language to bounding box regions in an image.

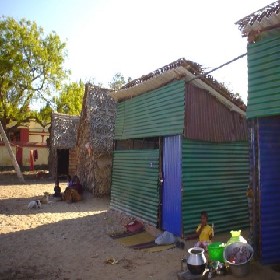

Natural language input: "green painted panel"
[181,139,249,235]
[247,32,280,118]
[110,149,160,225]
[114,80,185,139]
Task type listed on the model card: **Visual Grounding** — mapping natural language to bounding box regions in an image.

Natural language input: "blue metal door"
[259,117,280,264]
[162,135,182,236]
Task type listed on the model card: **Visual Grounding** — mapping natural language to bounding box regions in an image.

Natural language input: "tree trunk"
[0,121,25,183]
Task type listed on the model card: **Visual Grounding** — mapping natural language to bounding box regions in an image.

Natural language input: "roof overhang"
[109,67,246,116]
[236,1,280,37]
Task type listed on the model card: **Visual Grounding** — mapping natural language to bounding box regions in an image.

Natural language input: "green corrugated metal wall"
[114,80,185,139]
[110,149,160,225]
[247,32,280,118]
[181,139,249,235]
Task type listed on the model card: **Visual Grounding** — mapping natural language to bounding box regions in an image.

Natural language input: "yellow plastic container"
[226,230,247,246]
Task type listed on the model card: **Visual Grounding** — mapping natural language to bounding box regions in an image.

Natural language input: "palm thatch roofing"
[236,1,280,37]
[75,84,116,195]
[50,112,80,149]
[76,84,116,155]
[109,58,246,116]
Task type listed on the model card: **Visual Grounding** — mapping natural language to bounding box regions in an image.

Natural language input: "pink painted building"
[0,121,50,168]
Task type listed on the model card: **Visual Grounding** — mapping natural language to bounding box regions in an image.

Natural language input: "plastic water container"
[208,242,226,262]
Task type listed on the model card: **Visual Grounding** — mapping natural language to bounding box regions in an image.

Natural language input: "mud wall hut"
[76,84,116,196]
[109,58,249,238]
[49,112,80,179]
[236,1,280,264]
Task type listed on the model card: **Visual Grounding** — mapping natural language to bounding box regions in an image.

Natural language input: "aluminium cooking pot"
[186,247,207,275]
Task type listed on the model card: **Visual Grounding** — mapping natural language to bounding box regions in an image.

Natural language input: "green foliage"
[108,73,126,91]
[55,81,85,115]
[34,102,53,127]
[0,16,68,131]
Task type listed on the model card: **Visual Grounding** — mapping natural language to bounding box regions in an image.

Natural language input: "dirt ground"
[0,171,279,280]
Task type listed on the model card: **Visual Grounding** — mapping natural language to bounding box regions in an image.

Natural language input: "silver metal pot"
[186,247,207,275]
[223,242,253,277]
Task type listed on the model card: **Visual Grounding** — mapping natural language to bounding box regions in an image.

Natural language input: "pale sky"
[0,0,275,103]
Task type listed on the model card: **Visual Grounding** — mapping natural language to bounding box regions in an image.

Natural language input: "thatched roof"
[76,84,116,195]
[236,1,280,37]
[51,112,80,149]
[109,58,246,116]
[77,84,116,154]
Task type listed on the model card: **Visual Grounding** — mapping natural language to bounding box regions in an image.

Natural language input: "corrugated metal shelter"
[49,112,80,179]
[236,0,280,264]
[109,58,249,238]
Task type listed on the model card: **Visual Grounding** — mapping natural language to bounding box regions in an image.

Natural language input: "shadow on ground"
[0,211,110,280]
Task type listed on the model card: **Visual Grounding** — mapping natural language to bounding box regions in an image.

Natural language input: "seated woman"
[62,175,83,203]
[67,175,72,187]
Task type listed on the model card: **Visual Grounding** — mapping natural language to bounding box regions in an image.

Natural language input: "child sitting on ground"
[186,211,213,250]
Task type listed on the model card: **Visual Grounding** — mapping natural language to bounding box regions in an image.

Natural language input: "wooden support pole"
[0,121,25,183]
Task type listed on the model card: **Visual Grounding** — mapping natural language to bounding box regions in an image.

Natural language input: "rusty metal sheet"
[184,84,247,142]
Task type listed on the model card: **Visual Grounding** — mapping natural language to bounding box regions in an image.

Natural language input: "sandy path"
[0,175,279,280]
